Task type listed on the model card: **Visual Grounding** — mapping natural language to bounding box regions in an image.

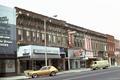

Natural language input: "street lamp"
[44,18,53,67]
[44,19,48,66]
[44,15,57,66]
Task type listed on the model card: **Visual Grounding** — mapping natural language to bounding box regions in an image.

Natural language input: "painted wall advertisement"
[0,5,16,54]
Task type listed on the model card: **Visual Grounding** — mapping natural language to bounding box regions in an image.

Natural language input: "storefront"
[81,51,96,68]
[17,45,61,73]
[68,48,96,69]
[68,49,81,69]
[0,5,17,77]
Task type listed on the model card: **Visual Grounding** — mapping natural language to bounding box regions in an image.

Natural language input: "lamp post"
[43,15,57,66]
[44,19,48,66]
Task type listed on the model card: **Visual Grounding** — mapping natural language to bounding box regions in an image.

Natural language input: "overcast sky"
[0,0,120,39]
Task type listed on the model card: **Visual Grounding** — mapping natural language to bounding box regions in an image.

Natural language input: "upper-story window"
[57,34,61,44]
[32,31,36,41]
[48,32,54,44]
[53,35,56,43]
[26,30,31,41]
[18,29,23,41]
[42,33,45,42]
[61,34,67,46]
[37,32,40,41]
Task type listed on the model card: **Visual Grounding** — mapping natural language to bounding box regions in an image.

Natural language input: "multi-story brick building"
[115,39,120,66]
[15,7,69,73]
[106,35,115,66]
[15,7,108,74]
[0,4,117,76]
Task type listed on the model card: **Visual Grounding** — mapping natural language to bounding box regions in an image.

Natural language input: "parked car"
[91,60,110,70]
[24,66,58,78]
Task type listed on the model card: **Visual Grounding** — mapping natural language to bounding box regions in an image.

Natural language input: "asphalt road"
[29,67,120,80]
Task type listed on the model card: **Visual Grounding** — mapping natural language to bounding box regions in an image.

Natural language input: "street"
[28,67,120,80]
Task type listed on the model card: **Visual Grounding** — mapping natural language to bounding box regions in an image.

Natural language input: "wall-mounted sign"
[68,30,75,48]
[73,48,84,57]
[17,45,60,57]
[0,5,16,54]
[0,16,9,24]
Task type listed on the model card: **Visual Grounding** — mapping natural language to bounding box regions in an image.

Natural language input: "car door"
[38,66,50,76]
[42,66,51,75]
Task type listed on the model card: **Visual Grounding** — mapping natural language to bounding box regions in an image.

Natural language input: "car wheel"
[50,71,56,76]
[32,73,38,78]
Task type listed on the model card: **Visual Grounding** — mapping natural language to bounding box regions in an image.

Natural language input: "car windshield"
[40,66,48,70]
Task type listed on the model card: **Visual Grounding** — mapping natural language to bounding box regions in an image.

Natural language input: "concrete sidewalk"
[0,68,90,80]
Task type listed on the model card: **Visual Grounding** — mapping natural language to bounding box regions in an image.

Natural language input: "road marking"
[62,69,120,80]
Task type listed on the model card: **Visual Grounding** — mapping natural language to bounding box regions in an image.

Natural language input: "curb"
[58,68,91,74]
[0,76,28,80]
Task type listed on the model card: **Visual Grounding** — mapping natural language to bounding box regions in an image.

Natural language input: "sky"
[0,0,120,39]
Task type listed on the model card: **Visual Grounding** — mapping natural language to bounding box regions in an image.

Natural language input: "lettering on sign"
[0,16,9,24]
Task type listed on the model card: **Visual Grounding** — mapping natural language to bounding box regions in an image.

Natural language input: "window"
[61,35,66,46]
[26,30,31,41]
[57,36,61,44]
[32,31,36,41]
[40,66,48,70]
[48,34,51,43]
[37,32,40,41]
[53,35,56,43]
[18,29,23,41]
[42,33,45,42]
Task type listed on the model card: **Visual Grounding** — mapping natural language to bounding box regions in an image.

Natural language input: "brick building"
[15,7,108,74]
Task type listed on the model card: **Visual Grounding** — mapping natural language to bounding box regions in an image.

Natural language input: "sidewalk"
[0,68,90,80]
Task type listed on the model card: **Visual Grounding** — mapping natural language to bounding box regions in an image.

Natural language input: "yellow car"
[24,66,58,78]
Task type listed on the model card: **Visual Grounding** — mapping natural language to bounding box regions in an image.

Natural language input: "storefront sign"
[73,48,84,57]
[17,45,60,57]
[68,30,75,48]
[32,46,60,54]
